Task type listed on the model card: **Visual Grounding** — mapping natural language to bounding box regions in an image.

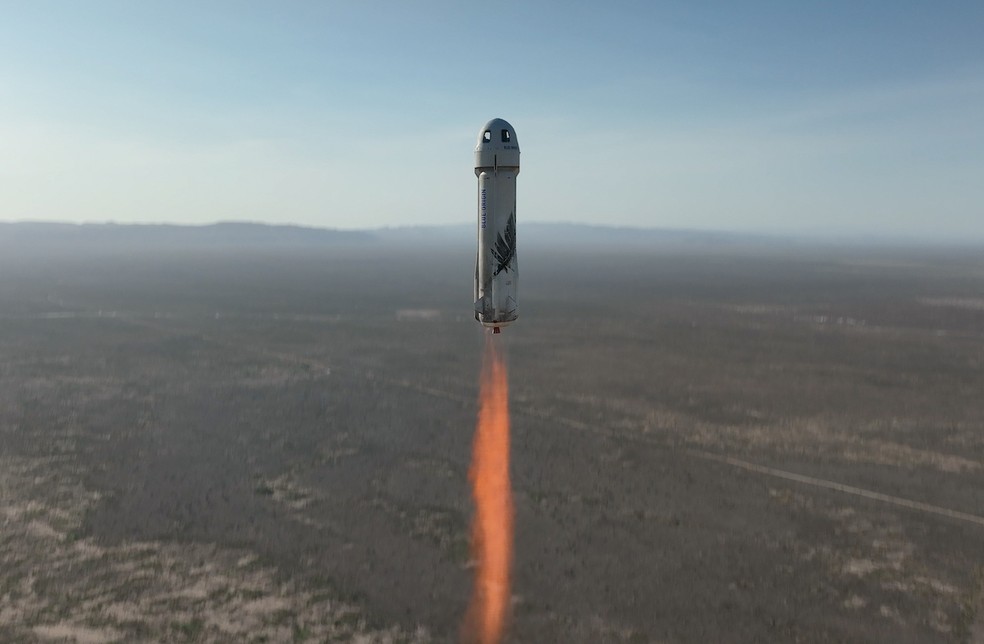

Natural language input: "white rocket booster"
[474,118,519,334]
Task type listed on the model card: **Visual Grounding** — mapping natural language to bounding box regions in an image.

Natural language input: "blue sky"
[2,1,982,239]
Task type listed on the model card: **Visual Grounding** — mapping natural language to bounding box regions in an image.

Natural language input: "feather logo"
[492,211,516,277]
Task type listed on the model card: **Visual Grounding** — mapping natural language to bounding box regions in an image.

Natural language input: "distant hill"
[369,222,782,248]
[1,221,974,254]
[0,221,374,247]
[2,220,775,249]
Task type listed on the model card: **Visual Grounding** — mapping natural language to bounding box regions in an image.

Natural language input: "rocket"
[474,118,520,334]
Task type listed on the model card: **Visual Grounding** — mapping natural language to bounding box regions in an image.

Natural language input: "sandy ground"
[2,243,983,642]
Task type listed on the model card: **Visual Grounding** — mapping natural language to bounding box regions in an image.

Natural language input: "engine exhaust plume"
[463,335,514,644]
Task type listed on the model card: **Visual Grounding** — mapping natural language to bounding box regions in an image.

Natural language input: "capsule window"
[483,130,492,142]
[501,129,510,142]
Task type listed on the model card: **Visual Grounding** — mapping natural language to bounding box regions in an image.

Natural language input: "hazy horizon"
[2,218,983,246]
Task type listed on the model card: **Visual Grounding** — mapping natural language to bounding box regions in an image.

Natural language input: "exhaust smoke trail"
[463,335,514,644]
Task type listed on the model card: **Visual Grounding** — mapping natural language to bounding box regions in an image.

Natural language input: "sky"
[1,1,983,240]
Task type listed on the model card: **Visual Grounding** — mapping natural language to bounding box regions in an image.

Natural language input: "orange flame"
[463,335,514,644]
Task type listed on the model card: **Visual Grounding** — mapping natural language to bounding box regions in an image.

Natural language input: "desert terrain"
[1,225,982,642]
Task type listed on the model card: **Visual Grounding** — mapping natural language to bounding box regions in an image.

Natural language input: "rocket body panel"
[474,119,519,330]
[475,171,518,327]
